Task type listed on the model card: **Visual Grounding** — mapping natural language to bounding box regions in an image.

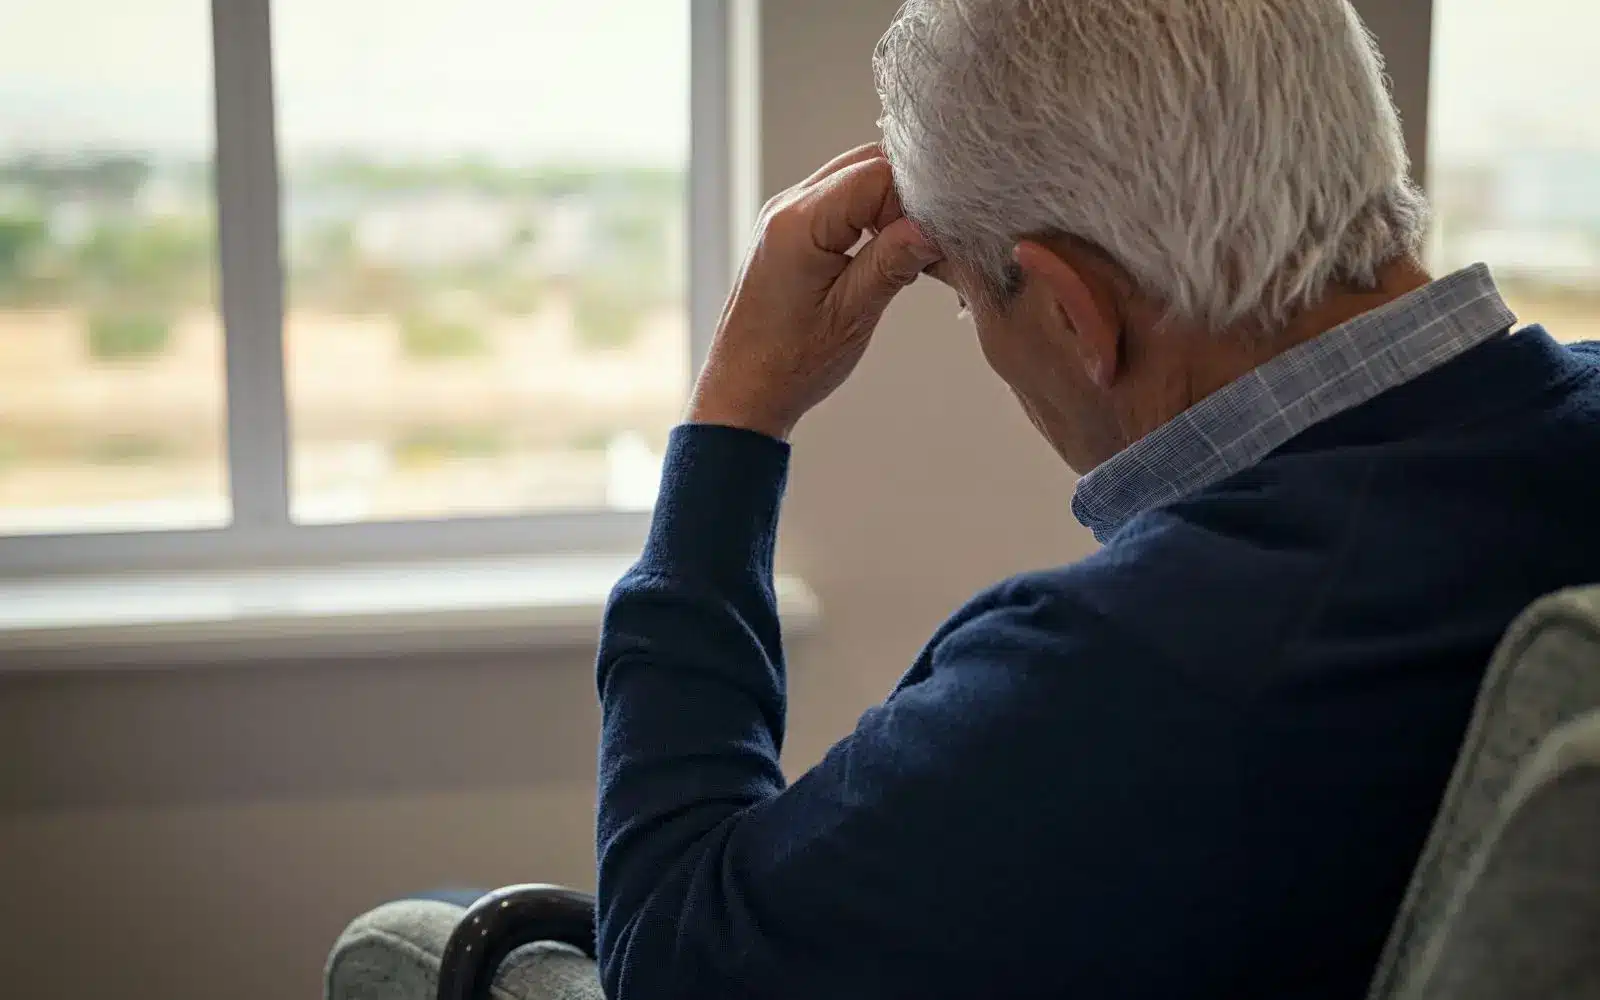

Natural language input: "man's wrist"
[685,394,794,442]
[641,423,791,583]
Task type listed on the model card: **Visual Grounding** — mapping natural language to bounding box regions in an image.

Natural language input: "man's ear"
[1013,239,1123,389]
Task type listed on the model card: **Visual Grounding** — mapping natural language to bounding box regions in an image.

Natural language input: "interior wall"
[0,2,1428,998]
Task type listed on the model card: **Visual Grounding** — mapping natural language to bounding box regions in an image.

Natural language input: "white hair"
[874,0,1430,334]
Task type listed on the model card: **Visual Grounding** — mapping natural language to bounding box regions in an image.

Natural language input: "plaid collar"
[1071,264,1517,543]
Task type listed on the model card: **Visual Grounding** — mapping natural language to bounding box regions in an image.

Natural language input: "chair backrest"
[1368,586,1600,1000]
[1400,711,1600,999]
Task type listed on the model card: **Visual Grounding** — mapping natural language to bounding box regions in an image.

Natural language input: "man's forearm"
[594,423,793,996]
[593,140,946,999]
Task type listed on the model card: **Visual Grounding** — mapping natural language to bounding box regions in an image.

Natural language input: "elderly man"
[596,1,1600,998]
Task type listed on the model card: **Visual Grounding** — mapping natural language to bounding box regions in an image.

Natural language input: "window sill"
[0,554,821,673]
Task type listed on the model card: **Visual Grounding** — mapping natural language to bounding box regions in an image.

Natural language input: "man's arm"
[595,426,1248,1000]
[596,422,795,975]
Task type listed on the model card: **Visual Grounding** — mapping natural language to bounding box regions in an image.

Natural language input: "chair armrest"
[436,884,598,1000]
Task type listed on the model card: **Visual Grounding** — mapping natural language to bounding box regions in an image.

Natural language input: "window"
[274,2,690,523]
[1429,0,1600,344]
[0,1,226,535]
[0,0,729,573]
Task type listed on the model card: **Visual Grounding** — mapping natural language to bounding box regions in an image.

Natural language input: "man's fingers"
[798,142,883,188]
[924,259,959,290]
[874,184,908,237]
[807,157,904,254]
[832,216,943,321]
[841,181,909,253]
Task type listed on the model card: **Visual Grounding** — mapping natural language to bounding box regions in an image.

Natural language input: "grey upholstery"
[1370,586,1600,1000]
[1400,713,1600,1000]
[327,589,1600,1000]
[325,899,602,1000]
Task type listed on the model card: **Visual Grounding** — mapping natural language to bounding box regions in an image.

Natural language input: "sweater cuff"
[639,423,791,582]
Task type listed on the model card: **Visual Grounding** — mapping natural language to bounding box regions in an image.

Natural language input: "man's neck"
[1177,257,1434,419]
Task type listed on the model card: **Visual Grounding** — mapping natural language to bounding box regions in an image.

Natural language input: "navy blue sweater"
[596,328,1600,1000]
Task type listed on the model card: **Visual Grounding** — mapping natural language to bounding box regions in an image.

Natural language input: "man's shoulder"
[910,557,1154,685]
[931,511,1313,686]
[1564,338,1600,365]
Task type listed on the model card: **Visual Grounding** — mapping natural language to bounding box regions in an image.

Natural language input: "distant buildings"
[353,192,522,269]
[1493,149,1600,230]
[1435,147,1600,290]
[285,177,677,288]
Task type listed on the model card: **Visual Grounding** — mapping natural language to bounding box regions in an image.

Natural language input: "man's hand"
[687,144,943,440]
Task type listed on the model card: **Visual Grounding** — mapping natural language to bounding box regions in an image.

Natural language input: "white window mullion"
[690,0,736,374]
[728,0,763,261]
[211,0,292,531]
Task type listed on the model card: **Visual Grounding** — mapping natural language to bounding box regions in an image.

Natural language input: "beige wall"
[0,2,1429,998]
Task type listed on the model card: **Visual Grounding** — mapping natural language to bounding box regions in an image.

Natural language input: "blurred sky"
[0,0,690,164]
[1429,0,1600,159]
[0,0,1597,165]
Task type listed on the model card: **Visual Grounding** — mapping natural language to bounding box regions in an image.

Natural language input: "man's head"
[873,0,1431,472]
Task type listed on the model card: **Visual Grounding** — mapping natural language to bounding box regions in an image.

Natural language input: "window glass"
[273,1,691,524]
[1430,0,1600,344]
[0,0,226,534]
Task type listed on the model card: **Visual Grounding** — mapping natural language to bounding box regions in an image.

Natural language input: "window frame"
[0,0,736,578]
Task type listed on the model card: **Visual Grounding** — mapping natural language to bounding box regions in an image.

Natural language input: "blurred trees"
[0,212,46,290]
[4,152,686,362]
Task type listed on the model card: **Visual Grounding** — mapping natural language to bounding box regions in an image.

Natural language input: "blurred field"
[0,295,685,530]
[1500,289,1600,344]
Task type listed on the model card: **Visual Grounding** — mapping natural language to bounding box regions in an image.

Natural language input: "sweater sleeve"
[595,425,1248,1000]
